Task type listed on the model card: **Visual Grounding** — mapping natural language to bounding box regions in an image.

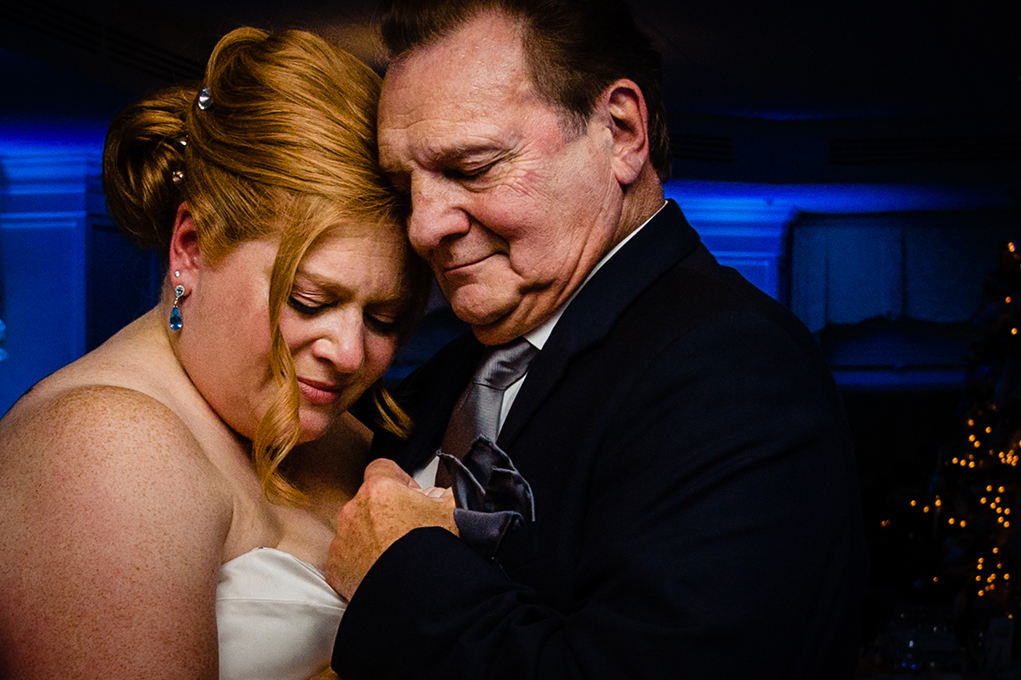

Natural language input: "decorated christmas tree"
[923,239,1021,668]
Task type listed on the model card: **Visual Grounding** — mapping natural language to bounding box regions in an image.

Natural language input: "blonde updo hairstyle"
[103,27,427,502]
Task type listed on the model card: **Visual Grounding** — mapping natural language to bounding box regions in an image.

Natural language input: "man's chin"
[447,288,549,344]
[468,312,535,346]
[448,294,513,329]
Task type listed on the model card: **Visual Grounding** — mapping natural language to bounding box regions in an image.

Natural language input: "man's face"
[378,11,626,345]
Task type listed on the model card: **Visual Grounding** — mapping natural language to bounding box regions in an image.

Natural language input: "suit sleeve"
[333,309,867,680]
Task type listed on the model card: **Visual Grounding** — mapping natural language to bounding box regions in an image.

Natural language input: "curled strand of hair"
[372,383,415,439]
[252,329,305,504]
[249,202,336,504]
[250,217,315,504]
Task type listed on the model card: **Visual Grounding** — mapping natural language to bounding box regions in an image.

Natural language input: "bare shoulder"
[1,384,230,505]
[0,385,231,677]
[0,382,233,550]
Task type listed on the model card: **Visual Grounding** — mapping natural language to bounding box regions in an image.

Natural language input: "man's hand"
[326,458,457,600]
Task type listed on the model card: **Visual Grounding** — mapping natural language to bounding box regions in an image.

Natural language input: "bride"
[0,26,428,679]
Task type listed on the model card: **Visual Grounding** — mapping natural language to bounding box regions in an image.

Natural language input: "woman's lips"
[297,378,343,405]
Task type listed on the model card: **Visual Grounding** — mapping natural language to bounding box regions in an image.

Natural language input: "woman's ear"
[603,79,650,187]
[168,202,201,282]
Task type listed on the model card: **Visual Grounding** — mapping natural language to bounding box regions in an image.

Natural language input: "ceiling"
[640,0,1021,121]
[4,0,1020,117]
[0,0,1019,178]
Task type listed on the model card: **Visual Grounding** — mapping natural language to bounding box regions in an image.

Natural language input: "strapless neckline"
[221,546,322,572]
[216,546,346,680]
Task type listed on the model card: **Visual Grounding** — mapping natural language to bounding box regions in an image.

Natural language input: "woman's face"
[177,221,413,443]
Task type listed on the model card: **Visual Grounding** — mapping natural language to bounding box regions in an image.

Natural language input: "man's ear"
[603,79,650,187]
[168,202,201,281]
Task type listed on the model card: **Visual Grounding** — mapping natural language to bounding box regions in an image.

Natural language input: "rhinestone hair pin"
[197,86,213,110]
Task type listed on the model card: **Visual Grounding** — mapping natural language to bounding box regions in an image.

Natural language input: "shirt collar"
[524,200,667,350]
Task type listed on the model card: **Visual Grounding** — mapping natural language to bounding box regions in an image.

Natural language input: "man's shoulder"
[627,249,816,352]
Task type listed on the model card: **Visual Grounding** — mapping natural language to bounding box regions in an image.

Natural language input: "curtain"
[791,210,1019,334]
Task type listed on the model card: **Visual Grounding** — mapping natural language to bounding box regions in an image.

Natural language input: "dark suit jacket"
[333,201,869,679]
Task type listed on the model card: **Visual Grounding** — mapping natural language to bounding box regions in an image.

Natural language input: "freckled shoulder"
[1,384,227,493]
[0,385,233,676]
[0,383,234,548]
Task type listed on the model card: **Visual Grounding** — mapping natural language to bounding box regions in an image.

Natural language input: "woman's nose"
[313,313,365,373]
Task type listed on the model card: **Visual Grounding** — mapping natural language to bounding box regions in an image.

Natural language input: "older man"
[326,0,868,677]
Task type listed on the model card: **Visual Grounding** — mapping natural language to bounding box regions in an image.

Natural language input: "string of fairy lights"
[899,241,1021,613]
[913,482,1014,602]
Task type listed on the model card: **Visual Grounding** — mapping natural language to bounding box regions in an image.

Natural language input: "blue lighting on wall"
[665,180,1014,215]
[664,179,1015,304]
[1,122,1017,414]
[665,178,1017,391]
[0,128,108,415]
[0,123,108,156]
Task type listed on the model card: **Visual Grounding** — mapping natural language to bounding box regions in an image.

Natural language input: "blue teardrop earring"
[169,271,185,331]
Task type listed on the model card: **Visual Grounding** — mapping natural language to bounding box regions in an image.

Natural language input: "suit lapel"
[498,201,702,447]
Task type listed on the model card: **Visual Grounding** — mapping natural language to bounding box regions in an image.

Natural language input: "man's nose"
[407,174,471,253]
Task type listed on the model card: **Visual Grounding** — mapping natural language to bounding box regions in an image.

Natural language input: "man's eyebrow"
[407,143,503,170]
[433,144,502,163]
[379,154,408,175]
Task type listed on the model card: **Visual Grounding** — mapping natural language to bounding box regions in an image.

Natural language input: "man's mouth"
[438,253,494,276]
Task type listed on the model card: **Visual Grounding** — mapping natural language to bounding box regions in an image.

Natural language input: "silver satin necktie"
[436,337,538,487]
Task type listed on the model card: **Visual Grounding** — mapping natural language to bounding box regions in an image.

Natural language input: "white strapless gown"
[216,547,346,680]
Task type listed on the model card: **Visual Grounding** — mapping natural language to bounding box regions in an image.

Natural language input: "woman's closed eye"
[290,296,400,334]
[288,296,328,316]
[366,312,400,335]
